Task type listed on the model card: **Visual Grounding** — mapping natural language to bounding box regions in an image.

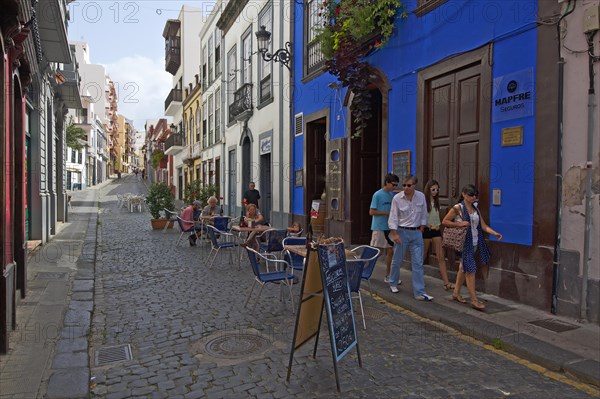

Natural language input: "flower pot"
[151,219,174,230]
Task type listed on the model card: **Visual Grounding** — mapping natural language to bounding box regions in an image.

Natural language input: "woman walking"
[422,180,453,290]
[442,184,502,311]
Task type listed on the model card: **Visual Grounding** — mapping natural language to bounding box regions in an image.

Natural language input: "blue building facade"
[291,0,563,313]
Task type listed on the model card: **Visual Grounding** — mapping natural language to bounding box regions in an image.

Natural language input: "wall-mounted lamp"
[255,25,291,71]
[170,123,177,134]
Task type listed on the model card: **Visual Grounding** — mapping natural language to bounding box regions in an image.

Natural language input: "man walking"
[369,173,399,284]
[387,174,433,301]
[243,182,261,208]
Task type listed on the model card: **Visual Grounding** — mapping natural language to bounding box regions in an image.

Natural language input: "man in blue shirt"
[370,173,399,284]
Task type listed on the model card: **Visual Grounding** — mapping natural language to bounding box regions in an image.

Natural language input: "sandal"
[443,283,455,291]
[452,294,467,304]
[471,300,486,311]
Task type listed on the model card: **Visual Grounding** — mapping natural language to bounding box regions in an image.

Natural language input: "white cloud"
[102,56,172,131]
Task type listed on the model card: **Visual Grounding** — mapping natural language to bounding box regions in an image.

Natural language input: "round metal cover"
[363,306,387,321]
[143,268,184,278]
[204,333,271,359]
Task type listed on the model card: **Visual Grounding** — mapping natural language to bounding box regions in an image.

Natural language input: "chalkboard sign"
[392,150,410,181]
[316,242,357,361]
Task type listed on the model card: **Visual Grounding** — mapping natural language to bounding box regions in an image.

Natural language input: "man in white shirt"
[387,175,433,301]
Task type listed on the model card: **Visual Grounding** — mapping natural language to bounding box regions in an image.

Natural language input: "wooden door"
[425,63,486,213]
[351,89,382,244]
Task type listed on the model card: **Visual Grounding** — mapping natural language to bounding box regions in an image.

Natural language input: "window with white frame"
[189,115,194,144]
[258,4,272,103]
[195,107,201,142]
[202,100,207,148]
[305,0,326,77]
[215,87,221,142]
[208,36,214,85]
[215,30,221,78]
[71,149,76,163]
[241,29,252,85]
[227,46,237,123]
[202,44,208,89]
[208,94,214,146]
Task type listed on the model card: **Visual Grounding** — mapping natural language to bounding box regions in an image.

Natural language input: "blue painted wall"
[293,0,539,245]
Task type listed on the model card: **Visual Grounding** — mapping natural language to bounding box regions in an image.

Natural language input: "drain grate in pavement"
[95,344,133,366]
[142,268,184,278]
[36,272,68,280]
[204,333,271,359]
[529,318,580,333]
[362,306,387,321]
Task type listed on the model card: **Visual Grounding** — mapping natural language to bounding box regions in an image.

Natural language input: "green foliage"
[145,182,175,219]
[66,122,86,150]
[151,150,165,169]
[315,0,406,137]
[183,180,217,208]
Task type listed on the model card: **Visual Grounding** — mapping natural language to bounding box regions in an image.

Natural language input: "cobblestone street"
[88,176,595,399]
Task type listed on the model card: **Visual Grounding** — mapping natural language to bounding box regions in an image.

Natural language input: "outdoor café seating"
[345,257,368,330]
[175,216,201,247]
[258,228,288,257]
[205,225,238,268]
[282,236,307,276]
[349,245,381,297]
[244,247,295,313]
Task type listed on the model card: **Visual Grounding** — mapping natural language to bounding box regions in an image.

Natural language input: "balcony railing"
[164,88,182,111]
[228,83,253,122]
[307,40,326,76]
[164,133,183,155]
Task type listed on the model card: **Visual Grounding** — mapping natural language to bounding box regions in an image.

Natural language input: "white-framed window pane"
[258,6,272,82]
[241,32,252,85]
[208,94,214,146]
[215,87,221,141]
[202,101,207,148]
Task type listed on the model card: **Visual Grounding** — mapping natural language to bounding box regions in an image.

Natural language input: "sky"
[67,1,216,132]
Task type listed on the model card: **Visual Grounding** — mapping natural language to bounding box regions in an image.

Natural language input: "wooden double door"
[419,48,492,215]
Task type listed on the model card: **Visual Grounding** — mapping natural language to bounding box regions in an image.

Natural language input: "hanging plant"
[315,0,406,137]
[151,150,165,169]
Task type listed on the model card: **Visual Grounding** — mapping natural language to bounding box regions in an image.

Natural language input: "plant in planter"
[151,150,165,169]
[145,182,175,229]
[183,180,217,207]
[315,0,406,137]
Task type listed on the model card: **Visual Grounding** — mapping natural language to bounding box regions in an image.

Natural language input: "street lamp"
[255,25,291,71]
[170,123,177,134]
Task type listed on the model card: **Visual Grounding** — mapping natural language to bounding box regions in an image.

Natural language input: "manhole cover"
[95,344,133,366]
[529,318,580,333]
[362,306,387,320]
[204,333,271,359]
[36,272,68,280]
[142,268,184,278]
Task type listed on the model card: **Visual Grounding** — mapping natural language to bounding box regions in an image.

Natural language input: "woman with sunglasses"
[423,180,453,291]
[442,184,502,311]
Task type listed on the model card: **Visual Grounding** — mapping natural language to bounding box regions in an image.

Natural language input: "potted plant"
[146,182,176,230]
[315,0,406,137]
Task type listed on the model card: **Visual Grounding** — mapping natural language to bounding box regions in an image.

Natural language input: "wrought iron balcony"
[228,83,253,122]
[164,133,184,156]
[164,88,182,116]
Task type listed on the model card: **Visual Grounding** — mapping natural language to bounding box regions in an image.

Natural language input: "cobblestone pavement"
[89,176,595,399]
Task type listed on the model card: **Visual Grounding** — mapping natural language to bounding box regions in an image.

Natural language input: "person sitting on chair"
[181,200,203,246]
[287,222,302,237]
[241,203,265,250]
[202,196,222,218]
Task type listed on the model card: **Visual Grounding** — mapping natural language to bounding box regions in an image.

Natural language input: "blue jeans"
[389,228,426,297]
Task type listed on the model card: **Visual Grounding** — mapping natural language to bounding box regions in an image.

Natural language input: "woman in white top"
[442,184,502,311]
[423,180,452,290]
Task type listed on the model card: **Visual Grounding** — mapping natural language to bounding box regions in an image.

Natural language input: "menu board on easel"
[316,242,358,362]
[392,150,410,181]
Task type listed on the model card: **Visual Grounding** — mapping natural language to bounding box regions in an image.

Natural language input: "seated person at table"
[287,222,302,237]
[202,196,222,218]
[241,204,265,250]
[181,200,203,246]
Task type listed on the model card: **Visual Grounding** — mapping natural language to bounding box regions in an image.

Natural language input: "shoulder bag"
[442,205,468,252]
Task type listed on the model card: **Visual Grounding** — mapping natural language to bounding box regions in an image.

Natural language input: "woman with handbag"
[442,184,502,311]
[422,180,453,290]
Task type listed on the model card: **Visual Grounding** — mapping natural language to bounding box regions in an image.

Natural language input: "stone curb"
[368,277,600,388]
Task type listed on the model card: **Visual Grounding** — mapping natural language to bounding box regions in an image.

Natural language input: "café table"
[284,245,357,260]
[232,224,271,267]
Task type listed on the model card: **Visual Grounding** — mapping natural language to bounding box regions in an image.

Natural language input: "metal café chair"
[244,247,295,313]
[350,245,381,297]
[282,236,307,277]
[175,216,201,247]
[345,258,368,330]
[205,225,238,268]
[258,228,288,258]
[162,208,178,233]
